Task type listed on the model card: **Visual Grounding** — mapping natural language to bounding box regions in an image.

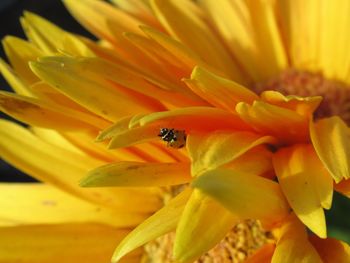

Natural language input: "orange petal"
[310,116,350,183]
[184,66,258,112]
[138,107,252,132]
[273,144,330,238]
[187,131,275,176]
[334,178,350,198]
[261,91,322,117]
[244,244,275,263]
[310,236,350,263]
[236,100,309,144]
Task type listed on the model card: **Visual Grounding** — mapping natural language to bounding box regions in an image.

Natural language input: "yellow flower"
[1,0,350,262]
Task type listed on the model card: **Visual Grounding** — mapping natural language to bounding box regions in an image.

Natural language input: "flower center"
[255,69,350,124]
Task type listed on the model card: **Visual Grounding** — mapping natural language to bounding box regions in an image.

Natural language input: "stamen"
[255,69,350,124]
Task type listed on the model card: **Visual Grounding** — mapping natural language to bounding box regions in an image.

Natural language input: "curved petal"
[272,214,322,263]
[310,236,350,263]
[310,116,350,183]
[192,168,289,224]
[273,144,329,238]
[244,244,275,263]
[184,66,258,112]
[174,189,237,262]
[187,131,275,176]
[112,188,192,262]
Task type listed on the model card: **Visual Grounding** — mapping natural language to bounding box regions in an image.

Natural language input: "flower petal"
[29,57,161,121]
[0,91,109,130]
[0,183,146,228]
[138,107,252,132]
[81,162,191,187]
[261,91,322,117]
[112,188,192,262]
[0,223,141,263]
[310,236,350,263]
[187,131,275,176]
[184,66,258,112]
[244,244,275,263]
[64,0,144,43]
[271,214,323,263]
[174,189,237,262]
[21,12,93,56]
[236,101,309,144]
[2,36,43,84]
[192,168,289,223]
[0,120,161,212]
[150,0,244,81]
[0,59,32,96]
[310,116,350,183]
[273,144,329,238]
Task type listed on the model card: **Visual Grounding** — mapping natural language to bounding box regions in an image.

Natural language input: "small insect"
[158,128,187,148]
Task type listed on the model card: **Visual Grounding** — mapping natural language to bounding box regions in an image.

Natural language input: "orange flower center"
[255,69,350,124]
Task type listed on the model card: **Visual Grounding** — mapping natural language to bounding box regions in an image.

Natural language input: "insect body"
[158,128,187,148]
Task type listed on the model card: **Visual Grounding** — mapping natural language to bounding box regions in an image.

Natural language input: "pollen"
[255,69,350,124]
[142,220,275,263]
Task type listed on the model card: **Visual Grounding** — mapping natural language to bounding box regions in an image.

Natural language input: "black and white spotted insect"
[158,128,187,148]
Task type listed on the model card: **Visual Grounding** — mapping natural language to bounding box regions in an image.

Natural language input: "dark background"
[0,0,350,243]
[0,0,93,182]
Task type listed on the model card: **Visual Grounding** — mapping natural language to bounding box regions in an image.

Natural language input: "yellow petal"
[0,223,141,263]
[64,0,144,44]
[30,127,85,155]
[187,131,275,176]
[310,116,350,183]
[310,236,350,263]
[150,0,244,81]
[0,120,161,212]
[184,66,258,112]
[261,91,322,117]
[112,188,192,262]
[278,0,321,73]
[140,25,204,70]
[174,189,237,262]
[111,0,162,29]
[225,146,274,179]
[0,183,146,228]
[2,36,43,84]
[30,56,160,121]
[236,101,309,144]
[63,131,147,163]
[0,59,33,96]
[273,144,328,238]
[138,107,251,132]
[0,91,108,130]
[192,168,289,224]
[244,244,275,263]
[21,12,94,57]
[272,214,323,263]
[81,162,191,187]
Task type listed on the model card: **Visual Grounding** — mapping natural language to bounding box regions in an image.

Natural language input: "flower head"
[1,0,350,262]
